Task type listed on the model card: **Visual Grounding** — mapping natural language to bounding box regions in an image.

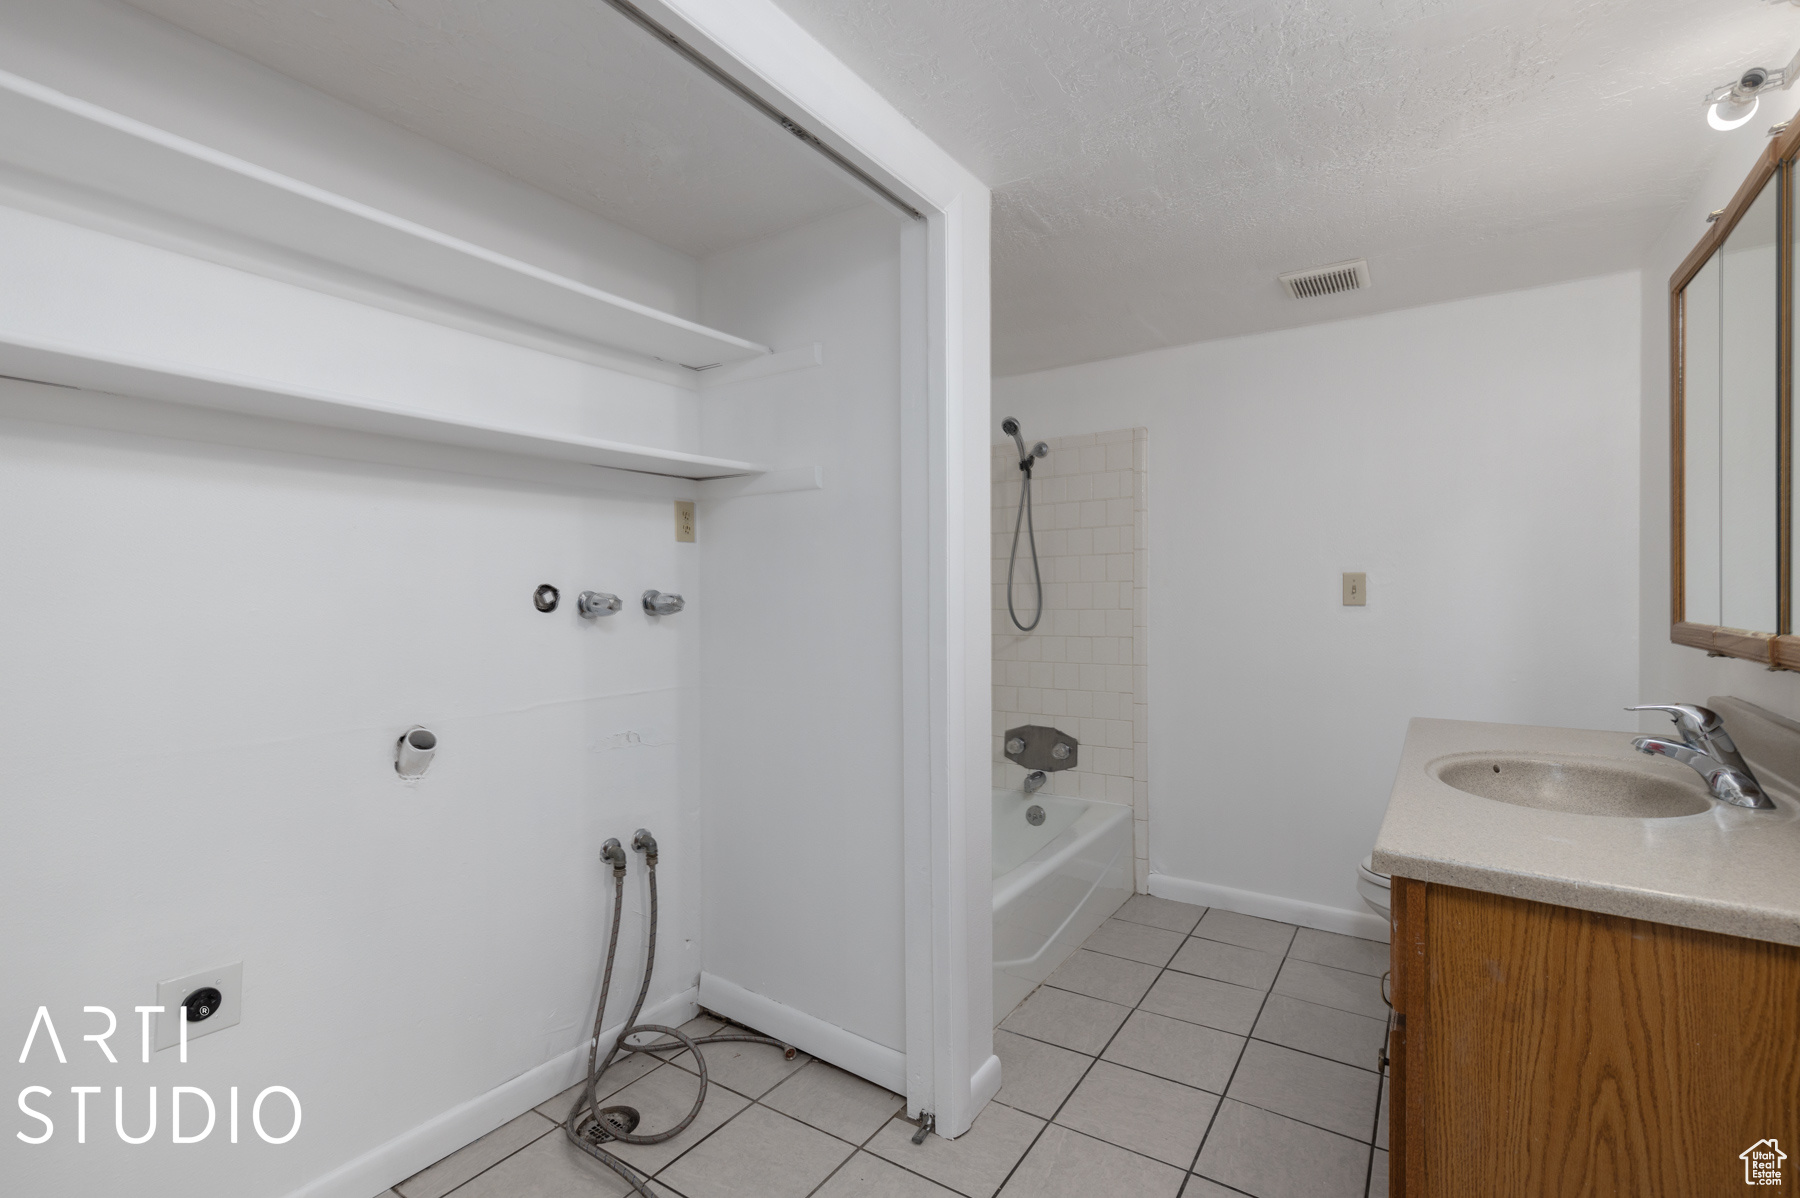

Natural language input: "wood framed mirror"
[1671,124,1798,668]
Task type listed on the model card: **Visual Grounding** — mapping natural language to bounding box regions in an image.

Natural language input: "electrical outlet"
[154,962,242,1052]
[674,500,695,543]
[1342,572,1367,606]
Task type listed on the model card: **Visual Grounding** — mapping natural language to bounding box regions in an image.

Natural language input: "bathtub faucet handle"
[1002,724,1080,772]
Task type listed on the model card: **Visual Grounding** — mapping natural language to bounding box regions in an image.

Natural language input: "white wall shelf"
[0,68,772,372]
[0,336,768,480]
[698,343,823,390]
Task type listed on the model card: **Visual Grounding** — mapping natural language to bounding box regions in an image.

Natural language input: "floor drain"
[581,1106,641,1143]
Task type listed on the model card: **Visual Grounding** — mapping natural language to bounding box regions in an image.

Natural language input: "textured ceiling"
[772,0,1800,374]
[123,0,867,258]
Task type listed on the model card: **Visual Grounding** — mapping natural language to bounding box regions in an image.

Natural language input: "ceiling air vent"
[1278,258,1370,300]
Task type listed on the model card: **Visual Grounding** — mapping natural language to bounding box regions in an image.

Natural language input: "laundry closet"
[0,3,992,1195]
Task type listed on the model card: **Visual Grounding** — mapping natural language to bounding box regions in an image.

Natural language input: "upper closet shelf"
[0,69,771,371]
[0,335,764,480]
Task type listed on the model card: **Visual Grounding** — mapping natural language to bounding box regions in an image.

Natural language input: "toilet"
[1357,854,1392,921]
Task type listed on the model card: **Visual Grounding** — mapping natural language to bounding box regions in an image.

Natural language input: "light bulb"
[1709,92,1760,131]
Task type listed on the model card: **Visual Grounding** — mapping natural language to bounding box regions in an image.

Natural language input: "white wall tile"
[995,427,1149,891]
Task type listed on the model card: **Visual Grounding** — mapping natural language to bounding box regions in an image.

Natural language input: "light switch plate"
[1343,572,1367,606]
[154,962,242,1051]
[674,500,696,543]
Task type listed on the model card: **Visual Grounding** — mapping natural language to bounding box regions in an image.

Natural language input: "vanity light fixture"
[1705,51,1800,131]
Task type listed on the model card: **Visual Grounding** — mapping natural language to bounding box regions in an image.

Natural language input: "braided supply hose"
[564,834,794,1197]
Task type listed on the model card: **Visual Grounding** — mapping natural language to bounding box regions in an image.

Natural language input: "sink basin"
[1433,754,1713,818]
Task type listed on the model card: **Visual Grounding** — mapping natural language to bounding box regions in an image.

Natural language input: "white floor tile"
[589,1066,749,1176]
[396,1111,556,1198]
[999,1124,1185,1198]
[1193,909,1298,954]
[1101,1011,1242,1093]
[1375,1072,1389,1151]
[810,1152,964,1198]
[866,1104,1045,1198]
[1112,894,1206,934]
[1252,993,1387,1072]
[1194,1100,1369,1198]
[1225,1041,1381,1141]
[537,1054,666,1123]
[444,1130,656,1198]
[1045,948,1161,1006]
[999,986,1132,1056]
[1139,970,1265,1036]
[1079,918,1186,967]
[401,916,1401,1198]
[1271,959,1390,1021]
[1169,937,1284,990]
[761,1060,905,1144]
[992,1030,1092,1119]
[1289,928,1389,978]
[1054,1059,1218,1167]
[1370,1146,1390,1197]
[666,1030,809,1099]
[657,1104,853,1198]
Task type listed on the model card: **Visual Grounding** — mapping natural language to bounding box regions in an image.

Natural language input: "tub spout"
[1023,770,1047,793]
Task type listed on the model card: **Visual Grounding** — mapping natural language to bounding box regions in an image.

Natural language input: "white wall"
[695,202,911,1061]
[996,272,1643,923]
[0,7,712,1197]
[1640,90,1800,722]
[0,381,704,1198]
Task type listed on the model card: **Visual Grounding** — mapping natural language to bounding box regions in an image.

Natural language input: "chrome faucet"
[1627,704,1774,809]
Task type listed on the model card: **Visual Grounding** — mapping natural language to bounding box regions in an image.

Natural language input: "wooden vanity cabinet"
[1386,877,1800,1198]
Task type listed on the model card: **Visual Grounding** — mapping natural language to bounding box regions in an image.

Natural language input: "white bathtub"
[992,788,1133,1024]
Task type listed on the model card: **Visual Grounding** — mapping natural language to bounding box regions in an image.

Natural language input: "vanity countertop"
[1372,702,1800,948]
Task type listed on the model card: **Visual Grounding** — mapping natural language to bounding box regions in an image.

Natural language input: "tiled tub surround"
[379,895,1388,1198]
[993,428,1149,891]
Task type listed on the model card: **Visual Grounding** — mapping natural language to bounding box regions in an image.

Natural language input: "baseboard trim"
[968,1052,1003,1118]
[698,972,906,1096]
[1148,873,1389,943]
[284,986,700,1198]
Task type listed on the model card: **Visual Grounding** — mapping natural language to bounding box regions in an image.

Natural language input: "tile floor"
[375,895,1390,1198]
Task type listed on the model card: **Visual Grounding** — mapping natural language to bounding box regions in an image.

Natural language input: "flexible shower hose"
[1007,463,1044,631]
[564,833,794,1198]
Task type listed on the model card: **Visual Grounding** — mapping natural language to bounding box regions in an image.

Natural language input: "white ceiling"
[123,0,868,258]
[772,0,1800,375]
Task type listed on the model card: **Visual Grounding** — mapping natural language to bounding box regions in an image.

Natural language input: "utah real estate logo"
[1742,1139,1787,1187]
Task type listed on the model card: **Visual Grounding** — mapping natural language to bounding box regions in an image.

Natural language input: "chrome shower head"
[1001,416,1044,465]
